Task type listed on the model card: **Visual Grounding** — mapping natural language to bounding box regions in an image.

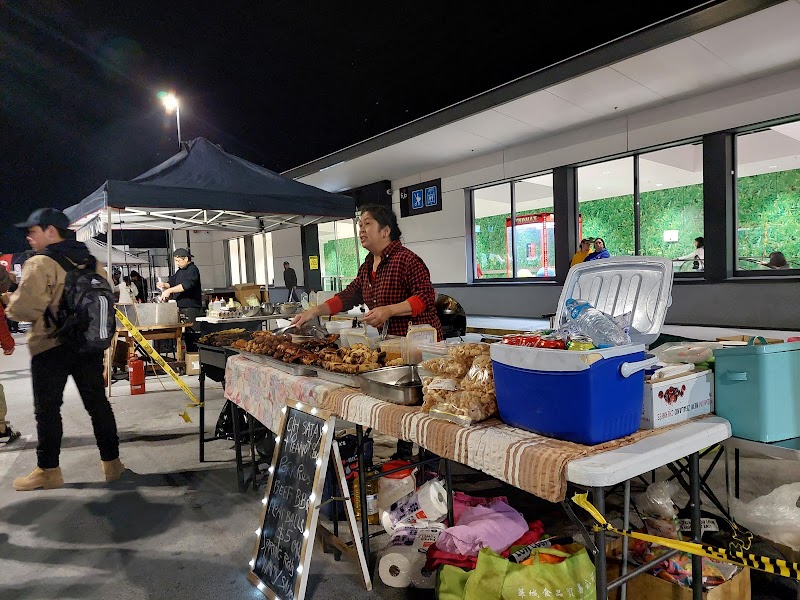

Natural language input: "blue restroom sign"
[425,186,437,207]
[400,178,442,217]
[412,189,424,209]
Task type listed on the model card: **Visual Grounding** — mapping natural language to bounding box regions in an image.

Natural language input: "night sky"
[1,0,712,253]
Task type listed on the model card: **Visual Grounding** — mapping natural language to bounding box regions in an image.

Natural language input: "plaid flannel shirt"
[334,241,442,339]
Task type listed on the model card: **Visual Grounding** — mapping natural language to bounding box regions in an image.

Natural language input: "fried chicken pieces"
[231,331,385,373]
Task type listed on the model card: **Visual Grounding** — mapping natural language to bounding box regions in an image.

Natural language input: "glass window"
[253,232,274,286]
[228,238,241,285]
[318,219,363,291]
[513,174,555,277]
[736,125,800,271]
[473,183,511,279]
[639,143,704,272]
[577,157,634,259]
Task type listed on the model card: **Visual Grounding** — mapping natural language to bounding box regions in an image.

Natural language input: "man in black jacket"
[283,261,299,301]
[158,248,203,351]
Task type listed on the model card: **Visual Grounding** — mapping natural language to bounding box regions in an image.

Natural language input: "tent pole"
[106,204,113,398]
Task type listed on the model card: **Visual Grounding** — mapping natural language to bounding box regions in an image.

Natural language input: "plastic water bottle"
[564,298,629,347]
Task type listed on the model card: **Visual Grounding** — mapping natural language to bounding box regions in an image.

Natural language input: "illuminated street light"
[158,91,182,148]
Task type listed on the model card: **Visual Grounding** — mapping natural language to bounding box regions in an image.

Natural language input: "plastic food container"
[341,326,381,349]
[418,341,448,362]
[377,460,417,517]
[380,338,407,363]
[491,257,673,445]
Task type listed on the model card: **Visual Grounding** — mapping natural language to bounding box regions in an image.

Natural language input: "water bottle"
[564,298,629,348]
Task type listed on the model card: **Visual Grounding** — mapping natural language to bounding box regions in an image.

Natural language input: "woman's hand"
[156,281,169,290]
[291,309,317,328]
[363,305,394,328]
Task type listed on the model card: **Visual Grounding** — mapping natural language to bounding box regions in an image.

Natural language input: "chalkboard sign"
[248,403,336,600]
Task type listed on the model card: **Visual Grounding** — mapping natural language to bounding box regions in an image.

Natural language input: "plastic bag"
[730,482,800,550]
[423,355,497,426]
[636,480,681,519]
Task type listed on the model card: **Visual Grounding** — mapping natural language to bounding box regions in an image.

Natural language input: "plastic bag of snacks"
[422,351,497,426]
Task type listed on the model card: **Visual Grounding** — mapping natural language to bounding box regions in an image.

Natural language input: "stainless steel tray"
[358,366,423,406]
[236,351,317,377]
[315,368,362,388]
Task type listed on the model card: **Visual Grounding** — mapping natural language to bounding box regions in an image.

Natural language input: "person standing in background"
[130,270,148,302]
[157,248,203,351]
[584,238,611,261]
[570,239,592,267]
[676,236,705,270]
[0,264,20,443]
[283,261,299,302]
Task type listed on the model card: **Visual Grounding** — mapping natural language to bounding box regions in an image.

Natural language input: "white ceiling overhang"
[286,1,800,192]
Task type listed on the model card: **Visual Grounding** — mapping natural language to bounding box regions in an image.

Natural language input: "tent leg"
[107,206,113,399]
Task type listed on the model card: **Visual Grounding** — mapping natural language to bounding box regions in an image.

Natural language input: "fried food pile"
[197,328,253,347]
[230,331,387,373]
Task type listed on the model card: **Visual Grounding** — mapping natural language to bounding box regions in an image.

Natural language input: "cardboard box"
[642,369,714,429]
[716,335,784,345]
[233,283,261,307]
[607,561,750,600]
[185,352,200,376]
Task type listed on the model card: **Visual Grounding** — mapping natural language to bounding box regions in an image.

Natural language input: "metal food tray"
[358,366,423,406]
[315,368,362,388]
[235,350,318,377]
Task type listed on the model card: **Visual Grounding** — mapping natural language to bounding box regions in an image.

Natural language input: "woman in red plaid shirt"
[294,204,443,340]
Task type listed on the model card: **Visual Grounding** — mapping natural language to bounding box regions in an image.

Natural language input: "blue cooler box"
[491,257,673,445]
[714,339,800,442]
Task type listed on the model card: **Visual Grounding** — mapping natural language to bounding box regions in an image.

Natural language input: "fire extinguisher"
[129,357,146,395]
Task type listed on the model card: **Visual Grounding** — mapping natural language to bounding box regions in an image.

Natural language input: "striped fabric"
[224,355,691,502]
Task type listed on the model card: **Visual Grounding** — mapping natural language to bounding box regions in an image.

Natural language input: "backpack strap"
[41,249,79,273]
[40,249,82,328]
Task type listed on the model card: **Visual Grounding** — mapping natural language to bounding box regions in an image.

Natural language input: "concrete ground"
[1,332,798,599]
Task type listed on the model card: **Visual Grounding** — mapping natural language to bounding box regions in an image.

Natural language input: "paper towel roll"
[378,551,418,588]
[381,479,448,533]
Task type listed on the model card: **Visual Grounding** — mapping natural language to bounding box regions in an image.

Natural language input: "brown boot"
[13,467,64,491]
[101,458,125,482]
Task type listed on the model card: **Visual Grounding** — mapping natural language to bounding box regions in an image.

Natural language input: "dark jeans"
[31,347,119,469]
[179,307,203,352]
[288,288,299,302]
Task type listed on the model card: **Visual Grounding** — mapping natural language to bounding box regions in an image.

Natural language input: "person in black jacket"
[157,248,203,351]
[283,261,299,301]
[130,270,148,302]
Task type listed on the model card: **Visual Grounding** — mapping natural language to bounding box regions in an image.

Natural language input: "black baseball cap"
[173,248,193,258]
[15,208,71,230]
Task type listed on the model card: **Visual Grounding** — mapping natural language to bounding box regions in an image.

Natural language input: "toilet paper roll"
[378,551,419,588]
[381,479,449,533]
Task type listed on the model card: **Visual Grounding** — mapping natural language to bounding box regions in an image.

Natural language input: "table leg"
[734,448,740,499]
[443,458,455,525]
[621,479,630,600]
[231,402,246,493]
[356,425,371,571]
[248,411,258,492]
[689,452,702,600]
[199,368,206,462]
[724,444,731,515]
[177,328,184,363]
[593,487,607,600]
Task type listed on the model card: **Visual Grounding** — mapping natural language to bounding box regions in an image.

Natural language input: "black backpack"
[43,250,115,353]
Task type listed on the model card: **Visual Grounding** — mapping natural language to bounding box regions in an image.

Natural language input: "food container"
[491,257,673,445]
[714,339,800,442]
[379,338,407,363]
[417,341,448,362]
[341,325,381,349]
[641,369,714,429]
[359,366,423,405]
[134,302,180,326]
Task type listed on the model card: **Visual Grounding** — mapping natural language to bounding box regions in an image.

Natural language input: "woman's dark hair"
[123,276,131,285]
[130,270,140,278]
[594,237,606,246]
[769,251,788,267]
[360,204,402,241]
[54,226,75,240]
[695,236,704,247]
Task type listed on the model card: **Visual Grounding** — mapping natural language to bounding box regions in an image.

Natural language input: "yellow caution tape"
[572,493,800,581]
[115,308,200,410]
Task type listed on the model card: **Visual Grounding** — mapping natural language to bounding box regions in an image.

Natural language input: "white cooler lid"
[554,256,674,346]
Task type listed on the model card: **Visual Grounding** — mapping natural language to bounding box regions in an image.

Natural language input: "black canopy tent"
[64,137,355,240]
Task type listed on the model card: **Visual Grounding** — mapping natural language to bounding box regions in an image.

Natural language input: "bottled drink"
[564,298,629,348]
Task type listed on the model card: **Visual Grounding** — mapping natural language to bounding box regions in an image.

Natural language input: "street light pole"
[175,102,181,148]
[160,92,182,149]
